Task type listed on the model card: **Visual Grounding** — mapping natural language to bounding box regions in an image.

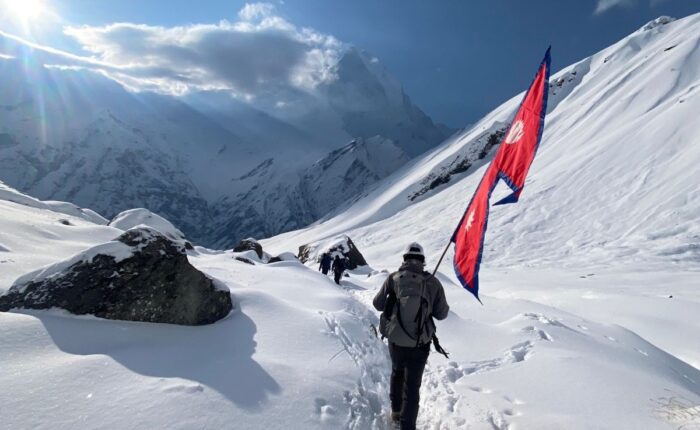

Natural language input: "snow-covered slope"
[1,179,698,430]
[257,14,700,428]
[0,181,121,288]
[267,14,700,271]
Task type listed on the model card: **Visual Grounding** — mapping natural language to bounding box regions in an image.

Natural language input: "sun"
[2,0,49,27]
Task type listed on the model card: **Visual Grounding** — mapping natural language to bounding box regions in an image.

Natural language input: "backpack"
[379,270,435,347]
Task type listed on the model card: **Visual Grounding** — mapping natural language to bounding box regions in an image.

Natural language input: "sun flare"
[2,0,48,26]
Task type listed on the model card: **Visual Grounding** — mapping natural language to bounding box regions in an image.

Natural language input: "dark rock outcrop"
[268,252,298,264]
[298,235,367,270]
[233,238,263,259]
[0,227,232,325]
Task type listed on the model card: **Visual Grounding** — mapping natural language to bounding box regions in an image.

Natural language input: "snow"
[110,208,187,242]
[2,12,700,430]
[0,183,122,293]
[9,226,166,292]
[0,180,109,225]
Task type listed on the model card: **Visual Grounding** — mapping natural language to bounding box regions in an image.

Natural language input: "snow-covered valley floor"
[2,233,699,429]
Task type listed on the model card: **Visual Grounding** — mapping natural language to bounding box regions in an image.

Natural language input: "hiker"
[373,242,449,430]
[319,252,332,275]
[332,255,346,285]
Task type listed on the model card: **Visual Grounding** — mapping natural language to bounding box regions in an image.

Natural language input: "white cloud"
[0,2,344,100]
[594,0,637,14]
[238,2,276,21]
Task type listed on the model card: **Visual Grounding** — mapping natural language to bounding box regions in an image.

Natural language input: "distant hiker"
[373,242,449,430]
[332,255,346,285]
[319,253,332,275]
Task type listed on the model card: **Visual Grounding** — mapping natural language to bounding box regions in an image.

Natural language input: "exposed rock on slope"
[0,227,232,325]
[233,238,264,259]
[298,235,367,270]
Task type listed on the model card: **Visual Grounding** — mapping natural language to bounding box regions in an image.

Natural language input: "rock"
[233,238,263,259]
[235,256,255,265]
[298,235,367,270]
[268,252,298,263]
[0,227,232,325]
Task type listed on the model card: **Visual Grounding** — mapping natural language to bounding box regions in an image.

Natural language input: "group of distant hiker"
[318,252,346,284]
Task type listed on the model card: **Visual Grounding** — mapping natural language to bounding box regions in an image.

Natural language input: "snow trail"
[331,273,538,430]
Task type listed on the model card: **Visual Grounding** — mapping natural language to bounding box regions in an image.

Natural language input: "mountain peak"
[638,16,675,32]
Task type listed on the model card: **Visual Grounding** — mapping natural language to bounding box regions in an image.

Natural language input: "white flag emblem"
[505,120,525,144]
[464,209,476,231]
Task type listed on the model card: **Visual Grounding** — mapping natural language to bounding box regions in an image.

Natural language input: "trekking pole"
[431,240,452,276]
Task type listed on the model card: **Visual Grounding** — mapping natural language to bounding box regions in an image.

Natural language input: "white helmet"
[403,242,425,262]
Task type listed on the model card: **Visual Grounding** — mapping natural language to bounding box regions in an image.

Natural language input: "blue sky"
[2,0,699,127]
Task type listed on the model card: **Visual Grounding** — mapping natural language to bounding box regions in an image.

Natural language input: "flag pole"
[431,240,452,276]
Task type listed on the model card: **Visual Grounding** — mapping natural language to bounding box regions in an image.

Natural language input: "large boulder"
[298,235,368,270]
[0,227,232,325]
[233,238,264,259]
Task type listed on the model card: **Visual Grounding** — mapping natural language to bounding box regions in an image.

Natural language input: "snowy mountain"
[321,48,448,157]
[208,136,410,248]
[2,13,700,430]
[0,39,449,247]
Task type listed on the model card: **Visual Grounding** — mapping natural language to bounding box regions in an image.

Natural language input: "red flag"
[452,48,551,303]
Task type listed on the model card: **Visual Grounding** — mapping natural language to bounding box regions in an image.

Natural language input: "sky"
[1,0,699,127]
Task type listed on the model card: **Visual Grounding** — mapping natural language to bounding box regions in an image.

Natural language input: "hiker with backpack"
[332,255,346,284]
[319,252,332,275]
[373,242,450,430]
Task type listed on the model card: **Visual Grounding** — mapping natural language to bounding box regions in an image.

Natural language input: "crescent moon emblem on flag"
[505,120,525,144]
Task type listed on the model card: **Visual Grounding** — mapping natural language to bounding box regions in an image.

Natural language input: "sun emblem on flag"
[505,120,525,144]
[464,209,476,231]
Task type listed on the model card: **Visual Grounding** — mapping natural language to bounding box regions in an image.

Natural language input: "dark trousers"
[333,271,342,284]
[321,267,329,275]
[389,342,430,430]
